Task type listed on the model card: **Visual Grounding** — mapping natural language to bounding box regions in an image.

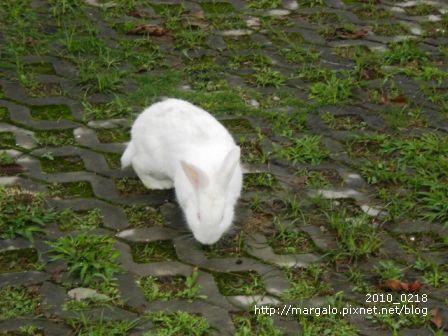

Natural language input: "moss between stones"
[422,21,448,38]
[0,248,39,273]
[0,107,9,121]
[299,12,341,24]
[238,136,266,164]
[148,311,210,335]
[2,328,45,335]
[214,271,265,296]
[405,4,439,16]
[243,172,277,192]
[40,155,85,173]
[30,105,73,121]
[395,231,445,253]
[131,241,177,263]
[224,36,261,51]
[200,2,235,14]
[57,208,102,231]
[320,113,368,131]
[123,205,164,228]
[354,5,392,20]
[96,128,130,143]
[372,23,409,37]
[283,267,333,300]
[232,312,283,335]
[24,63,56,75]
[243,208,276,236]
[268,230,316,255]
[35,129,76,147]
[103,152,122,169]
[48,181,94,199]
[221,118,254,133]
[114,178,148,196]
[27,82,64,98]
[209,15,247,30]
[246,0,281,9]
[0,286,40,320]
[201,231,247,258]
[138,275,188,301]
[344,135,384,160]
[151,3,185,15]
[64,315,134,335]
[295,168,344,188]
[380,106,428,129]
[0,132,16,149]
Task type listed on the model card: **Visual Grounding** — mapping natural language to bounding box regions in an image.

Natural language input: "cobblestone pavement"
[1,0,448,335]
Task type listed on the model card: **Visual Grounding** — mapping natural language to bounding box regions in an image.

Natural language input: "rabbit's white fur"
[121,98,242,245]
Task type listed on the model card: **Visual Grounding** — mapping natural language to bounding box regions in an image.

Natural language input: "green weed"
[40,155,85,173]
[234,313,283,336]
[326,211,382,258]
[200,2,235,14]
[124,205,165,228]
[49,0,82,20]
[48,181,94,199]
[0,187,56,240]
[298,0,325,7]
[384,40,427,65]
[57,208,102,231]
[283,265,331,300]
[281,45,320,64]
[35,129,76,147]
[139,270,205,302]
[419,181,448,224]
[368,301,428,334]
[275,135,330,165]
[309,73,355,105]
[247,0,281,9]
[374,260,405,281]
[67,313,139,335]
[131,241,177,263]
[372,23,409,37]
[48,233,121,286]
[252,67,287,87]
[0,286,40,320]
[299,295,357,336]
[271,219,315,254]
[320,112,367,130]
[0,151,15,165]
[414,258,448,288]
[146,311,211,336]
[354,4,392,20]
[215,271,265,296]
[405,4,438,16]
[243,172,276,192]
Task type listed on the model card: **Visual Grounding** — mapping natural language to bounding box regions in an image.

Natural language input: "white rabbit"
[121,98,243,245]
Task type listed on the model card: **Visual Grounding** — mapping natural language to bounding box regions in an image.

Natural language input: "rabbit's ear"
[220,146,240,188]
[181,161,209,190]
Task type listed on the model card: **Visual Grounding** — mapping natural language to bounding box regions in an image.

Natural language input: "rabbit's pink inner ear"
[180,161,209,189]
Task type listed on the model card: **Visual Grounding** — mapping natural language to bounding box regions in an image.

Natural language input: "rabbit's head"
[179,147,241,245]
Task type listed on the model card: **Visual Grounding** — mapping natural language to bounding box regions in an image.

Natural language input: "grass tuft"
[48,233,121,286]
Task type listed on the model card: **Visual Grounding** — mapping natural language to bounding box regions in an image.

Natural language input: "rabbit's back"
[133,99,232,143]
[129,99,236,178]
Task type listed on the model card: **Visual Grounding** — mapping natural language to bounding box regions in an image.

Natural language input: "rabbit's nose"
[194,232,221,245]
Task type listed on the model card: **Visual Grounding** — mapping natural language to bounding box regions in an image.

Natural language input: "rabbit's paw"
[140,174,174,190]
